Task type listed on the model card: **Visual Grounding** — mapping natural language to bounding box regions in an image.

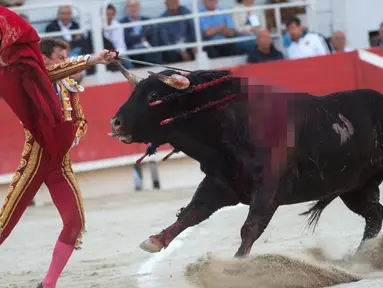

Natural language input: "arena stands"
[7,0,321,83]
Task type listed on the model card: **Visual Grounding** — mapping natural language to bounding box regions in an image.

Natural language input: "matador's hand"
[87,50,118,66]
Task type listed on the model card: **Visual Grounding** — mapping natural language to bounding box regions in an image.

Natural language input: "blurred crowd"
[3,0,383,72]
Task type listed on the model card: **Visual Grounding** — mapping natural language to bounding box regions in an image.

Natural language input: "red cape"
[0,7,76,159]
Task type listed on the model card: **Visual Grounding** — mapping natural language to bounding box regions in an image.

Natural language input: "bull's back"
[293,89,383,191]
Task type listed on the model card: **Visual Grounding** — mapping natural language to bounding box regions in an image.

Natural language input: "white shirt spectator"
[57,19,74,42]
[287,32,330,59]
[103,19,128,53]
[232,2,266,33]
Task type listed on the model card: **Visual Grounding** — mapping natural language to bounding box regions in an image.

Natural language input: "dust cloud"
[185,237,383,288]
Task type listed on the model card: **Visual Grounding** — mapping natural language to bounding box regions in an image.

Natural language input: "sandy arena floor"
[1,188,383,288]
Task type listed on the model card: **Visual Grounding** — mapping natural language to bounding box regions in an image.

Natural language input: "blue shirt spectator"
[198,0,238,58]
[199,6,236,40]
[158,5,196,47]
[157,0,197,64]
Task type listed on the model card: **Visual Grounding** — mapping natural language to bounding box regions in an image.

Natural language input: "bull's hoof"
[139,237,164,253]
[36,283,43,288]
[234,249,250,259]
[234,253,248,259]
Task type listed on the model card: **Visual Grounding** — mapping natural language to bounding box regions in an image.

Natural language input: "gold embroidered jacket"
[46,55,91,144]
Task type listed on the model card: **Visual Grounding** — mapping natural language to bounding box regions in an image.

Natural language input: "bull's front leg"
[234,146,291,257]
[235,186,279,257]
[139,176,239,253]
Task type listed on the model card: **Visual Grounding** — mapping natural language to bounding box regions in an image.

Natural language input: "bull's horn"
[116,61,141,84]
[148,71,190,90]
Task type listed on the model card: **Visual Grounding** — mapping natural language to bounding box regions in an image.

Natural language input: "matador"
[0,7,117,288]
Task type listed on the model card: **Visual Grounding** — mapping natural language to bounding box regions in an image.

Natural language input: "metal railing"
[10,0,317,83]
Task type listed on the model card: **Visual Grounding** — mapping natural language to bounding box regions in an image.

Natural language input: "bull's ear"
[116,61,142,84]
[148,71,190,90]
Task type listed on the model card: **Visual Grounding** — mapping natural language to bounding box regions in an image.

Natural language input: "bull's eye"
[149,91,159,101]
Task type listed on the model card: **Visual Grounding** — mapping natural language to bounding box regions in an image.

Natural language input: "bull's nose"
[110,117,123,132]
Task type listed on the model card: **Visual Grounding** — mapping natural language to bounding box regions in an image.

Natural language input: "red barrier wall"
[1,48,383,175]
[233,51,358,95]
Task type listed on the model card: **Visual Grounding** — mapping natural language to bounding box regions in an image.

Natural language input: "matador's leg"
[41,153,86,288]
[0,130,46,244]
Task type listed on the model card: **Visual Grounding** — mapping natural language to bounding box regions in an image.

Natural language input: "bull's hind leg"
[340,181,383,249]
[139,176,239,253]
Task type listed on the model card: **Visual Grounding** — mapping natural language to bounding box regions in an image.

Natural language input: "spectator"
[104,4,133,70]
[377,22,383,47]
[330,31,353,53]
[247,29,283,63]
[120,0,161,65]
[104,5,128,55]
[281,25,308,48]
[371,22,383,47]
[121,0,153,49]
[45,6,86,57]
[233,0,266,33]
[286,16,330,59]
[266,0,307,50]
[265,0,306,33]
[157,0,197,63]
[199,0,238,58]
[233,0,266,54]
[282,25,330,52]
[0,0,24,7]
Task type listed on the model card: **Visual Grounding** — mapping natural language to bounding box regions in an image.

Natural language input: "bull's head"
[109,65,236,147]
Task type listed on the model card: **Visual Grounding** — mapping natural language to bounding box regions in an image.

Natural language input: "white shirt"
[232,3,266,33]
[332,47,354,53]
[57,20,73,42]
[103,19,128,53]
[287,32,330,59]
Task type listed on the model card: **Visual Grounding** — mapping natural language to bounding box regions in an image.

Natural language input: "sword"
[115,56,192,73]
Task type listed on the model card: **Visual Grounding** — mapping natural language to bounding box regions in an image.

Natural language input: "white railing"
[10,3,87,38]
[102,0,316,55]
[11,0,317,83]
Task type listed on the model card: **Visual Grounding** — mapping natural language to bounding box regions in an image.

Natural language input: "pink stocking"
[42,240,74,288]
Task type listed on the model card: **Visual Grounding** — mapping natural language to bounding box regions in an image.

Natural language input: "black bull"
[110,68,383,257]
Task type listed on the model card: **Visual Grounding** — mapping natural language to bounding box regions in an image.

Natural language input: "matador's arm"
[46,55,92,82]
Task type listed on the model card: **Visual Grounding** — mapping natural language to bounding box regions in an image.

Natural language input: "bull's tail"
[300,195,337,233]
